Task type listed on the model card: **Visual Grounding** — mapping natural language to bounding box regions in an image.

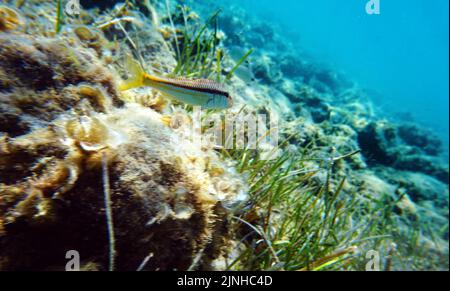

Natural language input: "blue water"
[225,0,449,146]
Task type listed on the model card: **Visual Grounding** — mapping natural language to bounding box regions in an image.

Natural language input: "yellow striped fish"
[120,57,233,109]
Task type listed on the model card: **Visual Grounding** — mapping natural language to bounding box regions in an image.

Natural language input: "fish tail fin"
[119,55,145,91]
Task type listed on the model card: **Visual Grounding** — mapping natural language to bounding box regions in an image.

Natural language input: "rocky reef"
[0,0,448,271]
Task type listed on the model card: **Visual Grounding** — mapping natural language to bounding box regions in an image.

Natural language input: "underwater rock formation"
[0,33,122,136]
[0,30,246,270]
[357,120,399,165]
[393,153,449,184]
[357,120,449,183]
[376,168,449,210]
[397,122,443,156]
[252,54,283,85]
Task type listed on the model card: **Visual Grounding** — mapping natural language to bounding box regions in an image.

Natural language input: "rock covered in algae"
[0,5,24,32]
[357,120,449,183]
[0,31,247,270]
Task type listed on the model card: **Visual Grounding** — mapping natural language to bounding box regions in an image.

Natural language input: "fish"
[120,57,233,109]
[227,46,255,85]
[234,61,256,84]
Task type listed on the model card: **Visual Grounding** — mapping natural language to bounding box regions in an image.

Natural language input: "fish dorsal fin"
[157,76,228,94]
